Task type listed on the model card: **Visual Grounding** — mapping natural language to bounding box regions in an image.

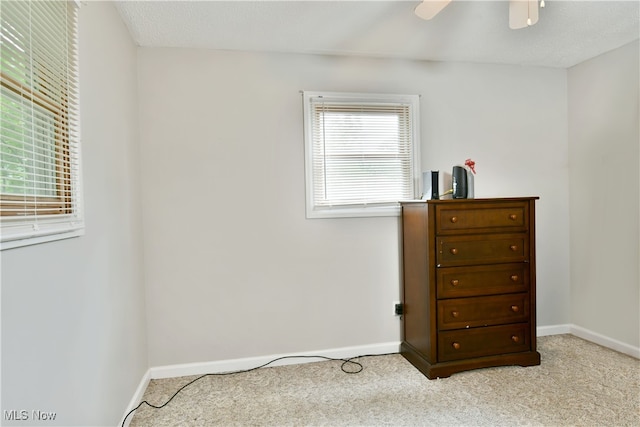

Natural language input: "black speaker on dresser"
[452,166,467,199]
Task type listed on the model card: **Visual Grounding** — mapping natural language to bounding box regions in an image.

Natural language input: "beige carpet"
[129,335,640,426]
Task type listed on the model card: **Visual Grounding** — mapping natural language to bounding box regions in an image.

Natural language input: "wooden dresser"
[400,197,540,379]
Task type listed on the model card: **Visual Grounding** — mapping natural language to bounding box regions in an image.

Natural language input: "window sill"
[1,227,84,251]
[306,204,401,219]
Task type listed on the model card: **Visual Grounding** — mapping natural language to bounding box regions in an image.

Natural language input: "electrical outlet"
[393,301,403,316]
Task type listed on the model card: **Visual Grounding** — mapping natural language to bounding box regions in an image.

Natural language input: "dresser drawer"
[438,324,530,362]
[437,293,529,331]
[437,234,528,267]
[437,263,529,299]
[435,202,528,234]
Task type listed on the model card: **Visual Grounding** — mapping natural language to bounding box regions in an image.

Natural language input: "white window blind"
[0,1,82,249]
[303,92,420,218]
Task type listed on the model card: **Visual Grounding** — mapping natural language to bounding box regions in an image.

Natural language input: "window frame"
[0,0,83,250]
[302,91,421,219]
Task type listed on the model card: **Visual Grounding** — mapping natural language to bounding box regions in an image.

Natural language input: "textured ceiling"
[115,0,640,68]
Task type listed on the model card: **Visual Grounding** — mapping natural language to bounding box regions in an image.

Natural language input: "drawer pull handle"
[509,245,518,252]
[450,248,458,255]
[450,279,459,287]
[511,305,520,313]
[509,214,518,221]
[510,275,519,282]
[452,342,461,350]
[450,216,458,223]
[511,335,520,343]
[451,311,459,318]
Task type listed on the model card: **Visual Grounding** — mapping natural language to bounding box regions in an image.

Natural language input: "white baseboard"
[537,323,639,358]
[537,324,571,336]
[120,368,151,427]
[149,341,402,379]
[569,324,640,359]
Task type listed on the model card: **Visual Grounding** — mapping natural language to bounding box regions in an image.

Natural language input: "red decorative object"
[465,159,476,174]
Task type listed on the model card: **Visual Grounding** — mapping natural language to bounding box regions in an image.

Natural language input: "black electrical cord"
[121,352,397,427]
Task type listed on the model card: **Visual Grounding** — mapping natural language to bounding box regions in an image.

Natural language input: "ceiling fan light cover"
[415,0,452,20]
[509,0,539,29]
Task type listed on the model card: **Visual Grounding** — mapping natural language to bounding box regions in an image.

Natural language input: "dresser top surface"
[401,197,539,205]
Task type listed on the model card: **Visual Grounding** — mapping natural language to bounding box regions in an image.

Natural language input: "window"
[303,91,420,218]
[1,1,82,249]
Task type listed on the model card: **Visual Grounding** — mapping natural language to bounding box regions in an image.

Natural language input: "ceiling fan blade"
[509,0,539,29]
[414,0,452,20]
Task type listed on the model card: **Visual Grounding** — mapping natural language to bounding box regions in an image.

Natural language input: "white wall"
[138,48,570,366]
[1,3,147,426]
[568,40,640,347]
